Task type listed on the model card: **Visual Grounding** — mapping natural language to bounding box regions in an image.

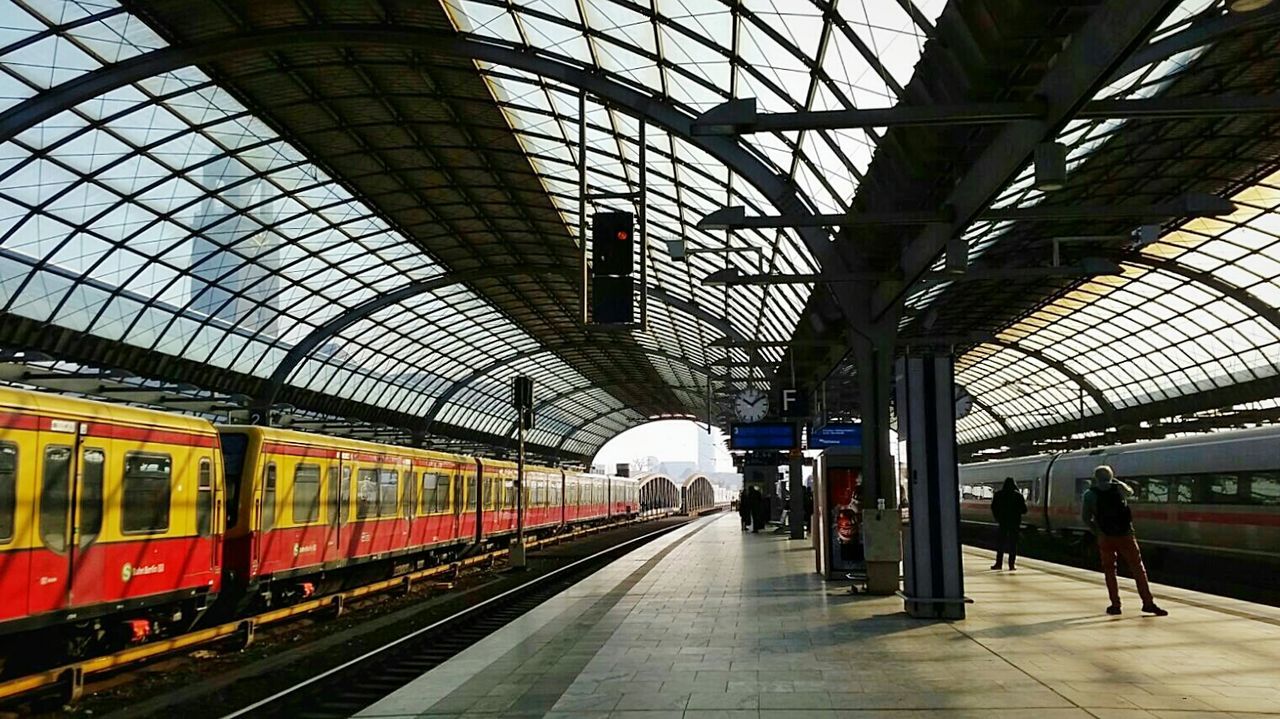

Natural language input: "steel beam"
[1124,256,1280,336]
[876,0,1184,320]
[985,338,1118,423]
[263,267,743,412]
[692,94,1280,135]
[699,194,1233,231]
[421,342,715,431]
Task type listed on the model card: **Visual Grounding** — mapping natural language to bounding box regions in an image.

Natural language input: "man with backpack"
[1082,465,1168,616]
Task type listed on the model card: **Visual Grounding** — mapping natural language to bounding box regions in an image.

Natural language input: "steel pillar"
[896,355,966,619]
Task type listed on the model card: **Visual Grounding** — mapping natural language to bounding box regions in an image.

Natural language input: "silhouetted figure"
[990,477,1027,570]
[803,486,814,532]
[1083,465,1168,616]
[738,490,751,531]
[745,487,767,533]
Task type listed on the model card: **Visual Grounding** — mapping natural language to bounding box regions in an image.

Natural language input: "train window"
[292,464,322,524]
[197,458,213,537]
[420,473,438,514]
[379,470,399,517]
[0,443,15,543]
[40,446,71,551]
[466,474,477,510]
[220,432,248,528]
[79,448,105,543]
[259,463,277,532]
[1205,474,1241,504]
[1132,477,1171,504]
[122,453,173,535]
[1174,476,1197,503]
[327,466,345,526]
[356,468,378,519]
[1246,472,1280,505]
[403,470,417,518]
[505,480,516,510]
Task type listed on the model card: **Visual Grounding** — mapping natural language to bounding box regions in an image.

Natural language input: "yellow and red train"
[0,386,637,658]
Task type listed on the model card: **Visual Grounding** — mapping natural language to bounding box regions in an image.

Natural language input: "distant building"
[188,157,280,337]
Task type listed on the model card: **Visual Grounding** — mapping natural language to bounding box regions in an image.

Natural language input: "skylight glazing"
[444,0,948,391]
[0,0,623,453]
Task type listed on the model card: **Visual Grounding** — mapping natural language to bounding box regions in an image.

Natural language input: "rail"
[0,512,676,705]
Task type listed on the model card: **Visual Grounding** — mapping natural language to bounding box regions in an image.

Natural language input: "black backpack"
[1094,486,1132,536]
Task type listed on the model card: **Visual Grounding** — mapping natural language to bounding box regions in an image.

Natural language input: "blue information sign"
[729,422,800,450]
[809,423,862,449]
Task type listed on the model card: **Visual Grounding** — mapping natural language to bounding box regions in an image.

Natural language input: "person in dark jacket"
[738,489,751,531]
[746,487,767,533]
[990,477,1027,570]
[1082,465,1168,616]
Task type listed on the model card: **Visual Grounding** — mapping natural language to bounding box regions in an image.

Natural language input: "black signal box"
[592,211,634,276]
[591,275,634,325]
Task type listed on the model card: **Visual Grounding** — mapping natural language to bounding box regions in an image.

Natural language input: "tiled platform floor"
[357,513,1280,719]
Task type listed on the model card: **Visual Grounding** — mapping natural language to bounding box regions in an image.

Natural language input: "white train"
[958,425,1280,563]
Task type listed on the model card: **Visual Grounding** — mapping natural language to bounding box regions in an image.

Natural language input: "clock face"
[734,388,769,423]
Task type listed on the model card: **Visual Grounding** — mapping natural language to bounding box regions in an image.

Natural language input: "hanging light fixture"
[1228,0,1274,11]
[1034,142,1068,191]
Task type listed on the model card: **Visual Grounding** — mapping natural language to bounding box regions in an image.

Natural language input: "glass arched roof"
[0,0,1276,458]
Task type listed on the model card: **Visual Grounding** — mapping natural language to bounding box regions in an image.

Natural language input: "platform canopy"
[0,0,1277,461]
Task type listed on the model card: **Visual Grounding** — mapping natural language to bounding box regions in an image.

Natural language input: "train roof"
[966,424,1280,469]
[218,424,472,464]
[0,384,216,435]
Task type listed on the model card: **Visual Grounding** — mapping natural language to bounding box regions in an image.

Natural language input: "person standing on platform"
[989,477,1027,570]
[738,489,751,531]
[747,486,767,533]
[1082,465,1169,616]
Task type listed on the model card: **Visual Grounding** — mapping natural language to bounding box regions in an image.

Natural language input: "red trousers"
[1098,534,1154,607]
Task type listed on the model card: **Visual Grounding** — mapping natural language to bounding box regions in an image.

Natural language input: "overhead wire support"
[578,89,589,326]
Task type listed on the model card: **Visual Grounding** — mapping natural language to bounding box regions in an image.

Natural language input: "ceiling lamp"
[1228,0,1274,12]
[1034,141,1068,191]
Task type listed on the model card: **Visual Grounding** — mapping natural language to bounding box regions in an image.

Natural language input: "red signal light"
[616,231,629,241]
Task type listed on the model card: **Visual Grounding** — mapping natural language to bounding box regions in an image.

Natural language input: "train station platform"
[357,514,1280,719]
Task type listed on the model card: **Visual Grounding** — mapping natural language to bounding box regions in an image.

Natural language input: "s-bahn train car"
[959,425,1280,564]
[0,386,224,650]
[217,426,475,602]
[0,386,651,664]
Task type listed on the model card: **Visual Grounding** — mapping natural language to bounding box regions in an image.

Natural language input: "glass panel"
[260,463,276,532]
[356,468,378,519]
[79,448,105,542]
[1247,471,1280,506]
[379,470,398,517]
[292,464,321,524]
[41,445,71,551]
[196,457,212,537]
[0,443,15,543]
[122,453,172,534]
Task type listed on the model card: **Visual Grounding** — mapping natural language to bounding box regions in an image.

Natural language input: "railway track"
[219,520,692,719]
[0,513,684,711]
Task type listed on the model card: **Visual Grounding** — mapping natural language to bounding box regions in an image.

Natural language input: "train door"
[66,441,106,608]
[325,459,349,562]
[197,455,221,574]
[31,422,74,615]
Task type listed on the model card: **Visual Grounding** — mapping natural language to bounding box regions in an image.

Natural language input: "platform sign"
[810,423,862,449]
[729,421,800,451]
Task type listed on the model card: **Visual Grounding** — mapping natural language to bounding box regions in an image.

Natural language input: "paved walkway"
[357,513,1280,718]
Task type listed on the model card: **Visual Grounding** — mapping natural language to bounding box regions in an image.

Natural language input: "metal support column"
[896,355,966,619]
[853,333,901,594]
[638,121,649,330]
[788,449,805,539]
[578,90,589,325]
[512,419,527,568]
